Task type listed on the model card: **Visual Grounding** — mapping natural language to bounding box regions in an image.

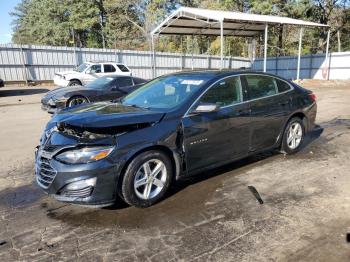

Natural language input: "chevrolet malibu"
[35,71,317,208]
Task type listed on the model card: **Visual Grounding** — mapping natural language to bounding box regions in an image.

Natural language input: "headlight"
[48,98,56,106]
[55,146,114,164]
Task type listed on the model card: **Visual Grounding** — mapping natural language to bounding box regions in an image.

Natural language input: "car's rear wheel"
[67,96,88,107]
[68,80,82,86]
[281,117,305,154]
[121,150,173,208]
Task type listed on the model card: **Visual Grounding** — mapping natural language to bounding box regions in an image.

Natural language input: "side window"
[245,75,277,100]
[90,64,102,73]
[199,76,242,107]
[133,77,146,85]
[276,78,291,93]
[117,77,133,87]
[104,64,116,73]
[117,64,130,72]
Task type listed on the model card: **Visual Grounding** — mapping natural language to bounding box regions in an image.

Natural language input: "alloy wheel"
[287,122,303,149]
[133,159,167,200]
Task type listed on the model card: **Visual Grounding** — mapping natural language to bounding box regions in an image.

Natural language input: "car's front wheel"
[68,79,82,86]
[281,117,305,154]
[121,150,173,208]
[67,96,88,107]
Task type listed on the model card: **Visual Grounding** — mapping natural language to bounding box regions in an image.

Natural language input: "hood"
[56,70,78,76]
[44,86,87,100]
[51,102,165,135]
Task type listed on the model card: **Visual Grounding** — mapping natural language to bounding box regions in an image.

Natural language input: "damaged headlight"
[48,98,56,106]
[55,146,114,164]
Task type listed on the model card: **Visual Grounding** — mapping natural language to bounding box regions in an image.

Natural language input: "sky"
[0,0,21,44]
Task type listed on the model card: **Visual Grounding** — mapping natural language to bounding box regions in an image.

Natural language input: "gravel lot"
[0,81,350,261]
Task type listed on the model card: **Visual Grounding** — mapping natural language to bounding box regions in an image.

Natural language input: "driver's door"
[182,76,251,173]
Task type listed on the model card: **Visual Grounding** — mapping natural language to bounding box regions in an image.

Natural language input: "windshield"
[75,63,90,72]
[86,76,115,89]
[122,74,211,110]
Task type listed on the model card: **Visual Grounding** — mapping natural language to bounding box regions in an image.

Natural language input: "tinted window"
[117,64,130,72]
[86,77,115,89]
[199,76,242,107]
[90,64,102,73]
[276,79,291,92]
[133,77,146,85]
[245,75,277,100]
[117,77,133,87]
[104,64,116,73]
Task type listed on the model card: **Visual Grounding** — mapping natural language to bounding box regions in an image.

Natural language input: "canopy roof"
[151,7,329,37]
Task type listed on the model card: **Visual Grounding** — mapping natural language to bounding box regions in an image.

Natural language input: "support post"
[151,34,156,78]
[325,29,330,80]
[191,34,194,70]
[220,20,224,70]
[296,27,303,81]
[263,24,268,72]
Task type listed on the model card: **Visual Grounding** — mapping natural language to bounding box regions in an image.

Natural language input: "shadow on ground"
[0,88,49,97]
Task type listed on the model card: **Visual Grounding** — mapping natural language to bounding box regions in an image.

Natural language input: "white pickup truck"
[54,62,132,86]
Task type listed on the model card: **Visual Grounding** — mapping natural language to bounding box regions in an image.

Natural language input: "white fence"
[0,44,251,81]
[252,51,350,80]
[0,44,349,82]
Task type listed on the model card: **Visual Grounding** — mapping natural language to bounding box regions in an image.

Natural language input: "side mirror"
[193,103,219,114]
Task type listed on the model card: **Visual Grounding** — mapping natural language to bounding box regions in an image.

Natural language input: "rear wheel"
[281,117,305,154]
[68,79,82,86]
[67,96,88,107]
[121,150,173,208]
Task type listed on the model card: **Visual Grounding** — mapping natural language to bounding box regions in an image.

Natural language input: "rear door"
[241,74,292,152]
[182,76,251,172]
[102,64,118,77]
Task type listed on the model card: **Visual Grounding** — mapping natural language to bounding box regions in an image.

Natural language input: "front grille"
[36,156,57,188]
[60,186,93,198]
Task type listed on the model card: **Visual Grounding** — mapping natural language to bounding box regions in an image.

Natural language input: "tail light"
[309,93,317,102]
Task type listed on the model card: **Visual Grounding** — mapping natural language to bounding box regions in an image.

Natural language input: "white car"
[53,62,132,86]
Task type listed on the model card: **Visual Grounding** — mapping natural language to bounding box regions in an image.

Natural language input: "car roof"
[86,61,127,65]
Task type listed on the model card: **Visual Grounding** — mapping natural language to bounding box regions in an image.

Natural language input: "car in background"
[42,75,146,113]
[35,71,317,208]
[0,79,4,88]
[53,62,132,87]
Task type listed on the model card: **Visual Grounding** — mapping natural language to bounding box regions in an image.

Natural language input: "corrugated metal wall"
[252,52,350,80]
[0,44,251,81]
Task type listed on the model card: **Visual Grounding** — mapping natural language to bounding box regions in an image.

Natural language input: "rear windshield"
[117,64,130,72]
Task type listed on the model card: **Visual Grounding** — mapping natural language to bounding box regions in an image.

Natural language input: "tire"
[121,150,173,208]
[67,96,88,107]
[68,79,82,86]
[280,117,305,154]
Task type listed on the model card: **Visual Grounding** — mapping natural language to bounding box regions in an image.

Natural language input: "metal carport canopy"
[151,7,329,79]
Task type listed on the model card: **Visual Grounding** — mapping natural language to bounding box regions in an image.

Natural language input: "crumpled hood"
[51,102,165,130]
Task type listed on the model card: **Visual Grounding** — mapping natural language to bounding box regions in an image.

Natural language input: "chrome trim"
[184,73,294,118]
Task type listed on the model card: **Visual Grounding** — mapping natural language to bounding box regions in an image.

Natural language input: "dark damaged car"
[35,71,317,208]
[41,75,147,113]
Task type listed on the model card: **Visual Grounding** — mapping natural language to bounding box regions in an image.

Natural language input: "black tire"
[66,96,88,108]
[121,150,173,208]
[280,117,305,154]
[68,79,82,86]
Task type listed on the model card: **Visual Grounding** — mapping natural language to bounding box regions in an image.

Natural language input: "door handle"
[236,108,251,116]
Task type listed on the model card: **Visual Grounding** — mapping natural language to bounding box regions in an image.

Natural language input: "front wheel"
[281,117,305,154]
[67,96,88,108]
[121,151,173,208]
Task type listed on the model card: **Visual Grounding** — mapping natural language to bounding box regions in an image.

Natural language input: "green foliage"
[11,0,350,54]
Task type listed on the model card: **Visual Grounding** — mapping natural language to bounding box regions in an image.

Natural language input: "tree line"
[11,0,350,57]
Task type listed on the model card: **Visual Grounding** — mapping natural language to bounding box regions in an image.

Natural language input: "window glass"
[117,64,130,72]
[199,76,242,107]
[245,75,277,99]
[104,64,116,73]
[117,77,133,87]
[133,77,146,85]
[75,63,89,72]
[90,64,102,73]
[122,74,210,109]
[276,78,291,92]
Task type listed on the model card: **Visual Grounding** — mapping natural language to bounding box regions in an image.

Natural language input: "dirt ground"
[0,81,350,261]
